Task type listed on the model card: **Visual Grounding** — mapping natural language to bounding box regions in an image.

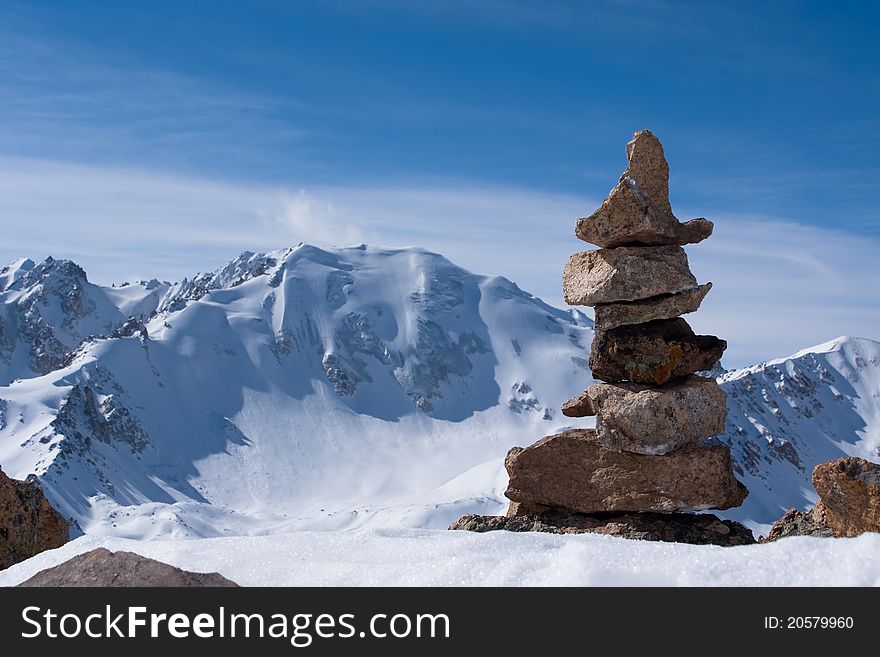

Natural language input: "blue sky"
[0,0,878,365]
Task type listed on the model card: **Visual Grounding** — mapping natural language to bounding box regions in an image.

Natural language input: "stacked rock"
[511,129,747,516]
[451,130,752,545]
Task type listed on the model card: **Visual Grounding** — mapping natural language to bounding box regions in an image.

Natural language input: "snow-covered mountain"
[0,257,167,384]
[0,245,593,537]
[0,244,877,539]
[716,337,880,533]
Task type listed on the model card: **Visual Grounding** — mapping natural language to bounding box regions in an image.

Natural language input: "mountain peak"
[723,335,880,383]
[0,256,129,381]
[786,335,879,360]
[0,257,36,292]
[14,257,89,292]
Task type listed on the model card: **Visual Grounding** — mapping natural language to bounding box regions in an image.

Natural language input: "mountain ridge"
[0,244,876,538]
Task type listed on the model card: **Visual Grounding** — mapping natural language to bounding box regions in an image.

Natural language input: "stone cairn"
[451,130,753,546]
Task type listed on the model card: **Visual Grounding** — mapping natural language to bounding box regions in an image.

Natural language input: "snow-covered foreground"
[2,530,879,587]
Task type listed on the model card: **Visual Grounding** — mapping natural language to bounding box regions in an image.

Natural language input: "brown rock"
[561,391,595,417]
[18,548,239,587]
[812,457,880,537]
[589,318,726,384]
[574,130,713,248]
[573,376,726,455]
[504,429,747,514]
[577,177,676,246]
[563,245,697,306]
[1,467,68,571]
[675,219,714,245]
[761,505,833,542]
[450,509,754,546]
[576,179,714,248]
[626,129,674,217]
[593,283,712,331]
[505,501,553,518]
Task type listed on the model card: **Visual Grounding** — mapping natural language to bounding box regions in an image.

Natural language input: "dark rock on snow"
[762,506,834,542]
[450,508,754,547]
[763,457,880,541]
[811,457,880,538]
[18,548,239,587]
[1,467,68,570]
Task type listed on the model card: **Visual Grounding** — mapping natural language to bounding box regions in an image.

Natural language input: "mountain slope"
[0,244,593,537]
[0,245,877,540]
[716,336,880,533]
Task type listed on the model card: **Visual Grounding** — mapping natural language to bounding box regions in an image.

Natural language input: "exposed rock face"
[593,283,712,331]
[504,429,747,514]
[763,457,880,541]
[762,506,834,542]
[563,246,696,306]
[564,376,726,455]
[11,258,101,376]
[1,467,69,570]
[18,548,239,587]
[574,131,713,248]
[812,457,880,537]
[589,318,726,384]
[450,509,754,546]
[52,379,151,455]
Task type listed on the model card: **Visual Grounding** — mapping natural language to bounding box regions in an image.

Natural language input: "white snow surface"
[2,530,879,587]
[1,243,878,549]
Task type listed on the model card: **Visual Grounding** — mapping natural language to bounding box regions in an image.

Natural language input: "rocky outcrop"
[1,467,69,570]
[562,376,726,454]
[763,457,880,541]
[453,130,744,545]
[592,283,712,331]
[450,509,754,546]
[18,548,239,587]
[52,379,151,455]
[504,429,747,514]
[563,245,696,306]
[589,318,726,384]
[763,506,834,542]
[12,258,101,376]
[812,457,880,537]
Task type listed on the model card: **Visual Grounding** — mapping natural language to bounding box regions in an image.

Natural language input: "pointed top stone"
[575,130,713,248]
[624,130,672,218]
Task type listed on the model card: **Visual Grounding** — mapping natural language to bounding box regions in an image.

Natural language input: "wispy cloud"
[0,24,309,176]
[1,156,877,368]
[685,216,880,366]
[274,190,365,246]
